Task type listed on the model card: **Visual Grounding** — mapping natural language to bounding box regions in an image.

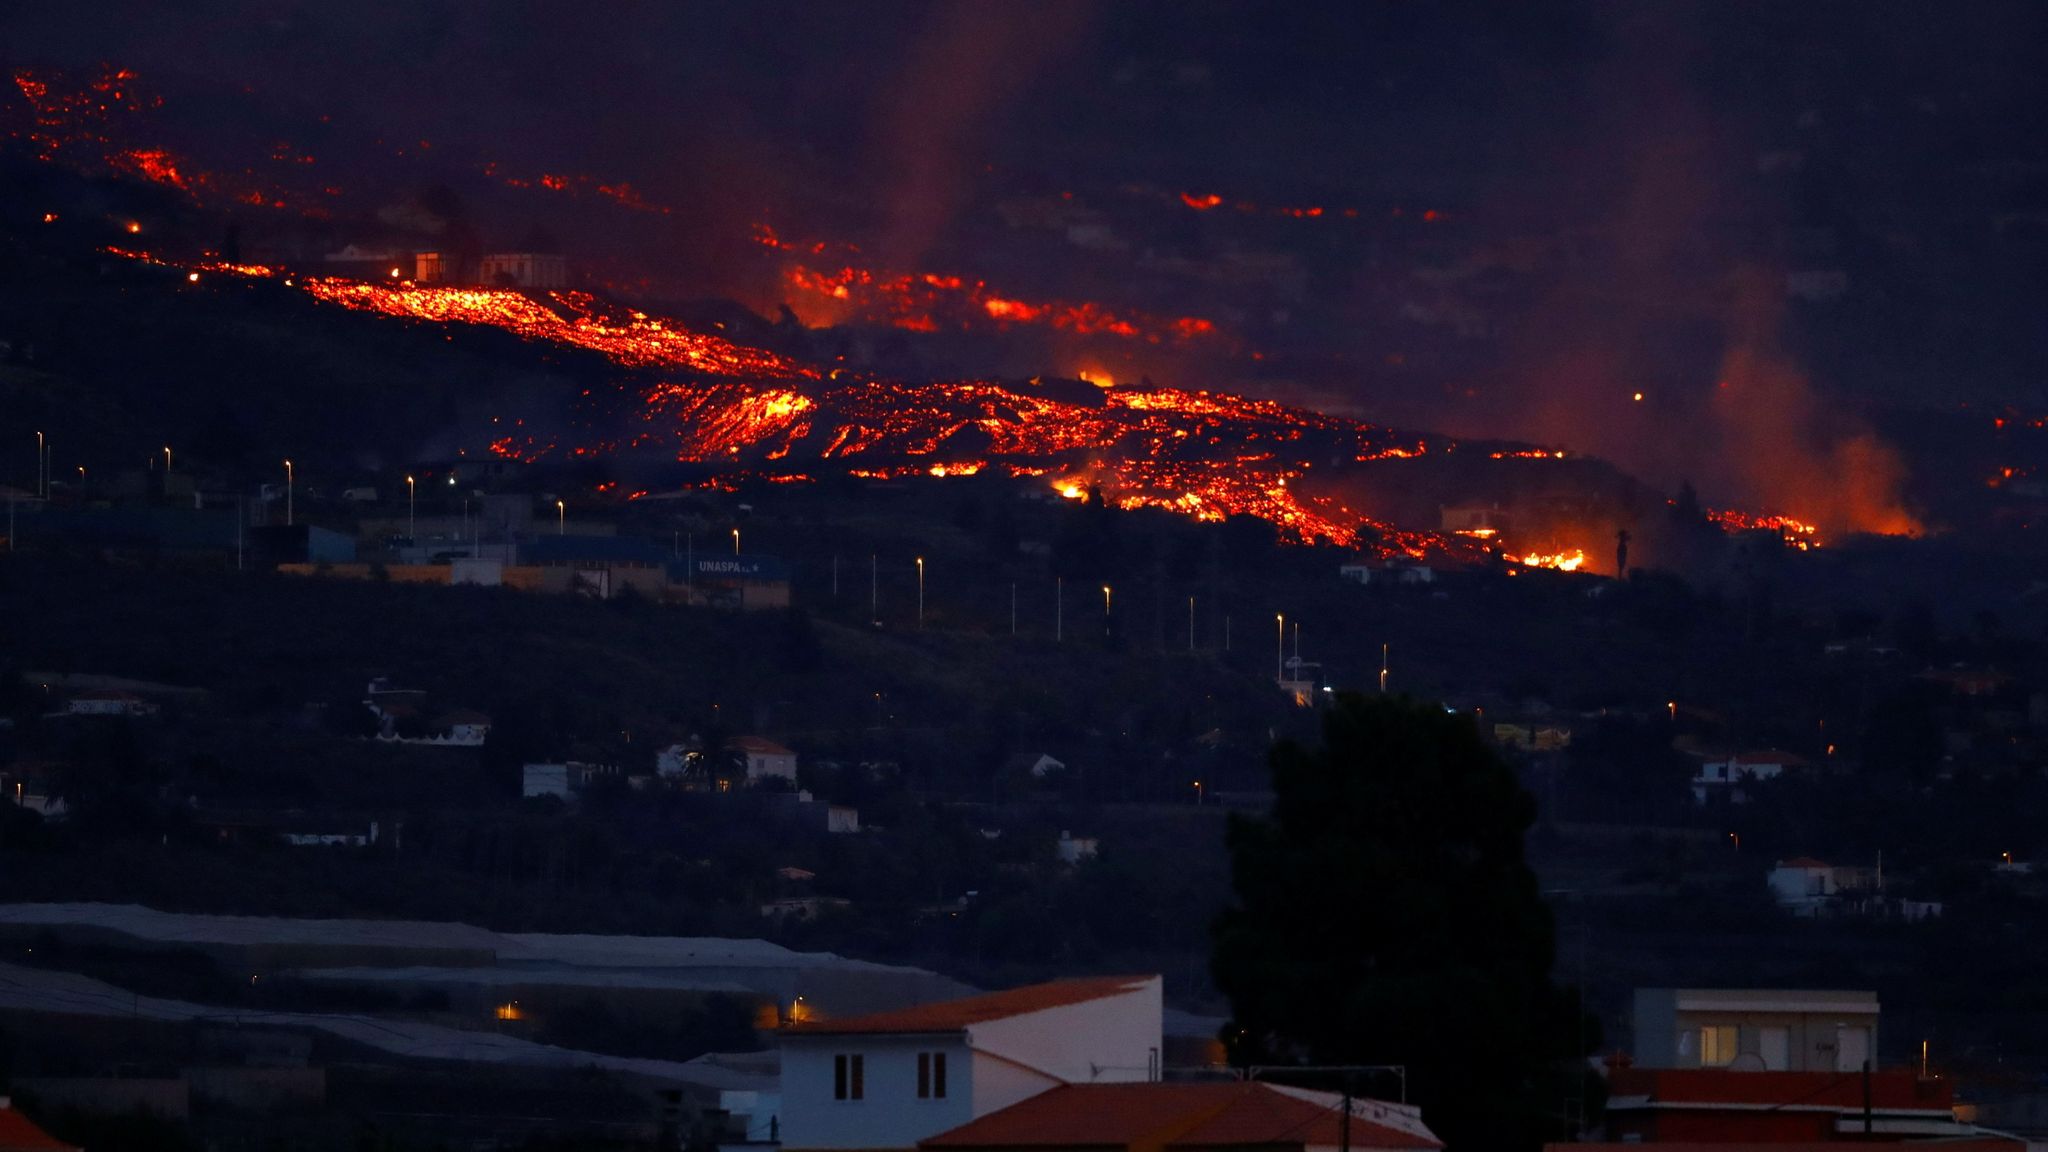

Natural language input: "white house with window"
[1631,988,1879,1072]
[779,974,1162,1152]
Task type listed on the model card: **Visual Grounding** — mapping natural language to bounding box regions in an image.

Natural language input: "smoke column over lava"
[867,1,1096,274]
[1709,265,1919,537]
[1453,5,1919,536]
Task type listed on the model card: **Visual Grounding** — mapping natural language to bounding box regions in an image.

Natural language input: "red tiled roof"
[787,975,1155,1035]
[1552,1143,2017,1152]
[922,1082,1440,1151]
[1608,1068,1954,1112]
[728,736,794,756]
[0,1106,79,1152]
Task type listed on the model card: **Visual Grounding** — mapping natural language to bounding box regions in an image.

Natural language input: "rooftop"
[0,1102,77,1152]
[787,974,1154,1035]
[729,736,795,756]
[1608,1068,1950,1113]
[921,1081,1439,1150]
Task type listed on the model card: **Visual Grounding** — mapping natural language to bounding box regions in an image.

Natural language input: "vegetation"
[1214,694,1601,1152]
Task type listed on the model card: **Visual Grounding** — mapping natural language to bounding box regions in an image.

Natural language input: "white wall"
[968,976,1161,1084]
[781,1036,973,1150]
[969,1049,1062,1118]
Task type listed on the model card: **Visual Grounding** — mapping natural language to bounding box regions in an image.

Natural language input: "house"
[521,761,618,800]
[1631,988,1879,1072]
[779,974,1164,1151]
[1055,831,1099,866]
[921,1081,1440,1152]
[1688,749,1808,804]
[433,710,492,746]
[731,737,799,786]
[1597,1063,2001,1144]
[1767,858,1883,917]
[0,1096,79,1152]
[479,251,568,289]
[65,689,159,717]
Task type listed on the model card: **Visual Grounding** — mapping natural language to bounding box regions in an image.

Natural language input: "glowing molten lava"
[1518,550,1587,572]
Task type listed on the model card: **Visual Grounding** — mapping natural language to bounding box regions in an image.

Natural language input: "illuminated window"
[918,1052,947,1099]
[834,1053,864,1101]
[1700,1025,1738,1066]
[495,1002,522,1021]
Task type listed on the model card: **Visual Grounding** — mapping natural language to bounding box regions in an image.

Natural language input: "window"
[918,1052,948,1099]
[834,1053,864,1101]
[1700,1025,1738,1066]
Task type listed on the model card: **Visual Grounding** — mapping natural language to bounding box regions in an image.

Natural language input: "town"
[6,4,2048,1152]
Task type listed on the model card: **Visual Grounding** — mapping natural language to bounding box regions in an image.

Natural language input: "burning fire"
[1706,509,1821,550]
[111,250,1843,565]
[757,222,1219,346]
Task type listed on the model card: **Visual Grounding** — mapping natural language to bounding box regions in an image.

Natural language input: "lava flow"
[756,223,1219,346]
[133,255,1842,564]
[193,262,1434,553]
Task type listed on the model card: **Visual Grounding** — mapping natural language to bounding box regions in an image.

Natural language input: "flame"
[1707,509,1821,550]
[105,250,1812,564]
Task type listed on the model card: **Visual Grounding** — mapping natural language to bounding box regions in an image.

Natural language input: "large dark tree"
[1213,693,1601,1152]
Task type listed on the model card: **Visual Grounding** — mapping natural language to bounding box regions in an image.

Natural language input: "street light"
[915,557,925,629]
[406,475,416,541]
[34,431,43,498]
[556,499,565,535]
[163,445,172,474]
[731,527,741,555]
[283,459,294,526]
[1276,613,1285,682]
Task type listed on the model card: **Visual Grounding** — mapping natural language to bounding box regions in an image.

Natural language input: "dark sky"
[7,1,2048,508]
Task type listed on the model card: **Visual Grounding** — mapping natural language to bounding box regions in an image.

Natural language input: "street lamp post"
[406,475,416,541]
[1276,614,1285,682]
[34,432,43,498]
[915,557,925,629]
[163,445,172,474]
[283,459,294,526]
[1102,585,1112,638]
[732,527,740,556]
[556,499,565,535]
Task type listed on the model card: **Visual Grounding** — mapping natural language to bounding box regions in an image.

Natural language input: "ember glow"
[1706,509,1821,550]
[114,250,1828,562]
[757,222,1219,345]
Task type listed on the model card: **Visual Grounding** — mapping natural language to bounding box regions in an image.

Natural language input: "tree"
[1212,694,1600,1152]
